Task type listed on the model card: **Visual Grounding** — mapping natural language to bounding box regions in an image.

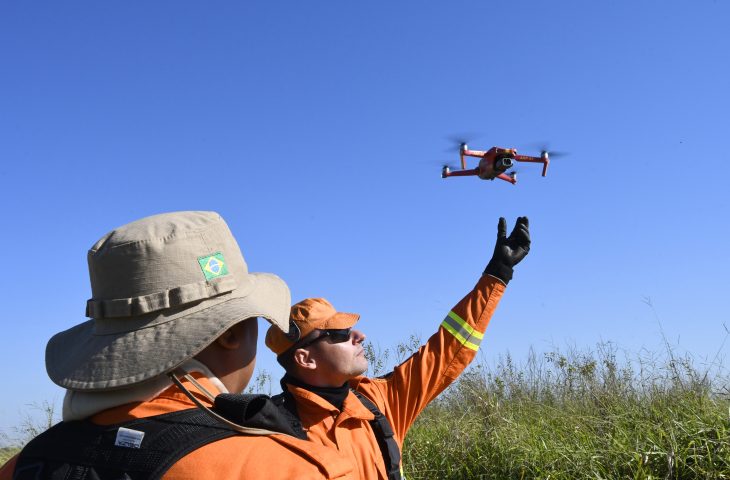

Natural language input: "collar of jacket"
[285,383,375,424]
[280,374,350,410]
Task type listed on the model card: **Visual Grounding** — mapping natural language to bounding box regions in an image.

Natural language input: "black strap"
[14,408,237,480]
[13,392,309,480]
[351,391,403,480]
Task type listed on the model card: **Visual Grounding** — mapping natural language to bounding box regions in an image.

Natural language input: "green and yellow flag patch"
[198,252,229,280]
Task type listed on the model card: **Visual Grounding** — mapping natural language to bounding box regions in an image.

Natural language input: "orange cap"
[265,298,360,355]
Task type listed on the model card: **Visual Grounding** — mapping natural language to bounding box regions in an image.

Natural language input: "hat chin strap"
[167,369,282,436]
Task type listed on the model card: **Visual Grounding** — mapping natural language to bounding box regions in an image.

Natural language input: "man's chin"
[355,361,369,377]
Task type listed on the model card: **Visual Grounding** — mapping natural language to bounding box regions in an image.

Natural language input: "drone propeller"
[444,133,481,152]
[526,141,570,159]
[541,149,569,159]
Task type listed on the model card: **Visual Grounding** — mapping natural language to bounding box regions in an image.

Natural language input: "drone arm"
[496,173,517,185]
[512,155,543,163]
[513,154,549,177]
[462,149,488,158]
[443,168,480,178]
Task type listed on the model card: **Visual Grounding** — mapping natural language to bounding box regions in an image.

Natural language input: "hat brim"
[323,312,359,330]
[46,272,290,391]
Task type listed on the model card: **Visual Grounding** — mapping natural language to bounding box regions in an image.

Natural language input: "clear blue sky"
[1,1,729,437]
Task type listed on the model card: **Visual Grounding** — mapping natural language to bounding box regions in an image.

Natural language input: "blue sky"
[1,1,729,437]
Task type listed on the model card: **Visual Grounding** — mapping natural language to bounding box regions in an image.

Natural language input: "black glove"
[483,216,530,285]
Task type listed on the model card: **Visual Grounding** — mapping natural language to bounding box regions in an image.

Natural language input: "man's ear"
[292,348,317,370]
[215,325,243,351]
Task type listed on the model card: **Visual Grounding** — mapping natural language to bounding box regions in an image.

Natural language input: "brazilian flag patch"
[198,252,229,281]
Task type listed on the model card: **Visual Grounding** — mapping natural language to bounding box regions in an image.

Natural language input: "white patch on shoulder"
[115,427,145,448]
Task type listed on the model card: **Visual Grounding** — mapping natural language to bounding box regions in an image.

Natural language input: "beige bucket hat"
[46,211,291,391]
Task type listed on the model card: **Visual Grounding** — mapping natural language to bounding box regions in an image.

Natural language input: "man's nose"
[352,329,366,343]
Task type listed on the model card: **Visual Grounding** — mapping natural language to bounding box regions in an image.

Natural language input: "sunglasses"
[296,328,352,349]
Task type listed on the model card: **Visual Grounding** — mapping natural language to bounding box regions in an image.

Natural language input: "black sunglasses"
[296,328,352,349]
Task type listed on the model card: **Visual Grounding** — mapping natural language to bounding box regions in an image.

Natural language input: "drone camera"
[495,157,513,171]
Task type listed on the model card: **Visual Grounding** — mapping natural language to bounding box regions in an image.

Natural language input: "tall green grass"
[3,340,727,478]
[401,343,729,479]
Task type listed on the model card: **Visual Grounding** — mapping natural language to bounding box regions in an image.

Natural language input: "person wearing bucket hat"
[1,211,356,480]
[265,216,531,480]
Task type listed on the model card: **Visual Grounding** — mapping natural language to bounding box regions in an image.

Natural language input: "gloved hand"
[483,216,530,285]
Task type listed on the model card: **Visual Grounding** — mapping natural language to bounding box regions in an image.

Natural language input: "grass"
[0,447,18,466]
[0,400,56,467]
[401,343,730,479]
[3,339,728,479]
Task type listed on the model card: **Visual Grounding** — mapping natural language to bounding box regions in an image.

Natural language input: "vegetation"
[0,448,18,466]
[0,400,56,465]
[400,343,730,479]
[3,339,728,479]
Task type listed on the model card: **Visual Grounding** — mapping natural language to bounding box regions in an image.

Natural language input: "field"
[400,343,730,479]
[2,342,728,479]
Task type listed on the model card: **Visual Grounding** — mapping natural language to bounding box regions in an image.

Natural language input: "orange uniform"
[0,375,355,480]
[285,275,506,479]
[1,275,504,480]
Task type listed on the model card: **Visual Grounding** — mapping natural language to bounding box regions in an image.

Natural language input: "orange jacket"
[0,375,355,480]
[286,275,506,479]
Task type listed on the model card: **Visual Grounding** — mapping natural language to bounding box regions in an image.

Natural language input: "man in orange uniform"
[1,211,355,479]
[265,217,531,480]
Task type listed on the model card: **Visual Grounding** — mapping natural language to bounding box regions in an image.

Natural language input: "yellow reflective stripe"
[441,311,481,351]
[447,310,483,340]
[441,321,480,351]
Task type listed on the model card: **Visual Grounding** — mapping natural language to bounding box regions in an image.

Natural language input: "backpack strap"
[13,392,311,480]
[14,408,237,480]
[351,390,404,480]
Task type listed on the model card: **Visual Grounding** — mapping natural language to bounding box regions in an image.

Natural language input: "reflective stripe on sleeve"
[440,311,483,351]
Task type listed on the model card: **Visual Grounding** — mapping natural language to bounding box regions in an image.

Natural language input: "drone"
[441,143,557,185]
